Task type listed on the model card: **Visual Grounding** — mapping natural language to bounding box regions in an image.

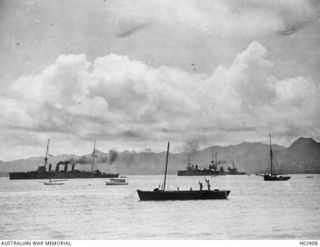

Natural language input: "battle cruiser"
[177,152,246,176]
[9,139,119,180]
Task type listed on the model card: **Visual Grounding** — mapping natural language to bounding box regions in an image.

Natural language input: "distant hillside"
[275,137,320,173]
[0,160,8,177]
[0,137,319,175]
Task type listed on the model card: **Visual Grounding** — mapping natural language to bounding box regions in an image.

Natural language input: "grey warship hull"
[9,171,119,180]
[9,139,119,180]
[177,170,246,176]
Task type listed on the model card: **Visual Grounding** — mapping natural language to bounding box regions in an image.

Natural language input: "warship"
[264,135,290,181]
[137,142,231,201]
[177,152,246,176]
[9,139,119,180]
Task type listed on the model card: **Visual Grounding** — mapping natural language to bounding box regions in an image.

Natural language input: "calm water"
[0,174,319,239]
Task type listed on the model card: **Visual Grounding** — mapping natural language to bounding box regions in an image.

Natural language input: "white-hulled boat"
[43,179,65,185]
[105,176,128,185]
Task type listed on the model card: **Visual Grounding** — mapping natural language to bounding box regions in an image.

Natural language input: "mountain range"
[0,137,319,176]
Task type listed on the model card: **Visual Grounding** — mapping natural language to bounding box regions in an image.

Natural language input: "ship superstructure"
[177,151,245,176]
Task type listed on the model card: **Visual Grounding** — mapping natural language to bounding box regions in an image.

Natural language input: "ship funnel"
[71,164,75,172]
[64,164,68,173]
[48,164,52,172]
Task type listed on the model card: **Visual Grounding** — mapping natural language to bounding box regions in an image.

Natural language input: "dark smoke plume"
[63,156,91,165]
[60,149,118,165]
[108,150,118,164]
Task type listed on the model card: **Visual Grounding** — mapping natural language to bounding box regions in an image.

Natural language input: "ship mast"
[91,139,96,174]
[211,148,214,163]
[269,134,273,175]
[44,139,50,170]
[215,152,218,165]
[163,142,170,191]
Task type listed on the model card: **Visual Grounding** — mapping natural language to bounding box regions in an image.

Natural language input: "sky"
[0,0,320,160]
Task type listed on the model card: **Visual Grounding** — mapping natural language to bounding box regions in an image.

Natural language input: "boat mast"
[91,139,96,174]
[232,152,235,168]
[269,134,273,175]
[163,142,170,191]
[44,139,50,170]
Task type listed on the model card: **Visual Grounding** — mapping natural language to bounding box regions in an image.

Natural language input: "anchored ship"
[137,142,231,201]
[264,135,290,181]
[9,139,119,180]
[177,151,246,176]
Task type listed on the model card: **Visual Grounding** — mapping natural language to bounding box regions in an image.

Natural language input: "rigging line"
[125,190,138,199]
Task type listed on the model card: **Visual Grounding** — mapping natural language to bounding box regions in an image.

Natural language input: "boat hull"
[105,182,128,185]
[137,189,230,201]
[43,182,64,185]
[264,174,291,181]
[9,171,119,180]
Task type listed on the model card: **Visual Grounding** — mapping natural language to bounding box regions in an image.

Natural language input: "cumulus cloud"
[1,40,320,159]
[114,0,316,38]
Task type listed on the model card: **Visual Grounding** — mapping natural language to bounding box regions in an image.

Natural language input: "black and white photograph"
[0,0,320,242]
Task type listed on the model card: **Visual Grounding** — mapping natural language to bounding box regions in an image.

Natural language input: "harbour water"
[0,175,319,239]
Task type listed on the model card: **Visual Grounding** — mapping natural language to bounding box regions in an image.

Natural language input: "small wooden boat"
[264,174,290,181]
[137,142,231,201]
[137,189,230,201]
